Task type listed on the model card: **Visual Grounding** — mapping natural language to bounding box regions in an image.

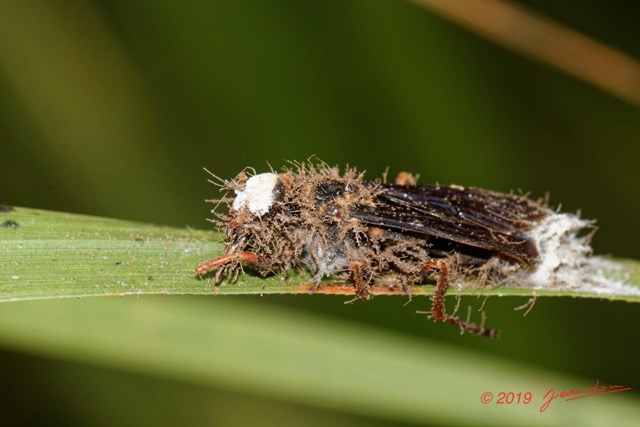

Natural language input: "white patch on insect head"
[232,173,279,216]
[522,213,640,296]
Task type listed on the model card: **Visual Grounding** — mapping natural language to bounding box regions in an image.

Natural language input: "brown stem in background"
[410,0,640,106]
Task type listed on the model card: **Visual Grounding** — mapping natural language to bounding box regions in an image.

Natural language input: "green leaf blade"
[1,207,639,302]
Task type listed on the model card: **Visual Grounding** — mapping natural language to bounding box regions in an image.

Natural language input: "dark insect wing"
[352,183,549,264]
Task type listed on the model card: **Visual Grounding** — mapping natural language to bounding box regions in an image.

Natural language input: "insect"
[196,161,593,338]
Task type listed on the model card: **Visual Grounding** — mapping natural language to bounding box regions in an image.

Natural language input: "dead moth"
[196,161,597,338]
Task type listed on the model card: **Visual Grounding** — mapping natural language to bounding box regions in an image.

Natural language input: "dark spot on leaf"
[0,205,14,213]
[134,238,144,242]
[1,220,19,228]
[115,261,123,265]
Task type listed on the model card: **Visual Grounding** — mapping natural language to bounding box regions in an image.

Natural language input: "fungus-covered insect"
[196,161,605,338]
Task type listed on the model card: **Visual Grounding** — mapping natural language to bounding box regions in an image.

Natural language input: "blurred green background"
[0,1,639,425]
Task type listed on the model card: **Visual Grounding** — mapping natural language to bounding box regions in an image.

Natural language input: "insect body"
[196,163,584,338]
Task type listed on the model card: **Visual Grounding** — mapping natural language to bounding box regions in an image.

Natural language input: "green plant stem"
[1,207,639,303]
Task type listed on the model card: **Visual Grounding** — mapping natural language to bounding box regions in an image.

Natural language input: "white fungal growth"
[232,173,279,216]
[526,213,593,288]
[522,213,640,296]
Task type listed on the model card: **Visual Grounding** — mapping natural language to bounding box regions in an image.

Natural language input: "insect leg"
[196,252,262,283]
[351,260,372,300]
[421,259,499,339]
